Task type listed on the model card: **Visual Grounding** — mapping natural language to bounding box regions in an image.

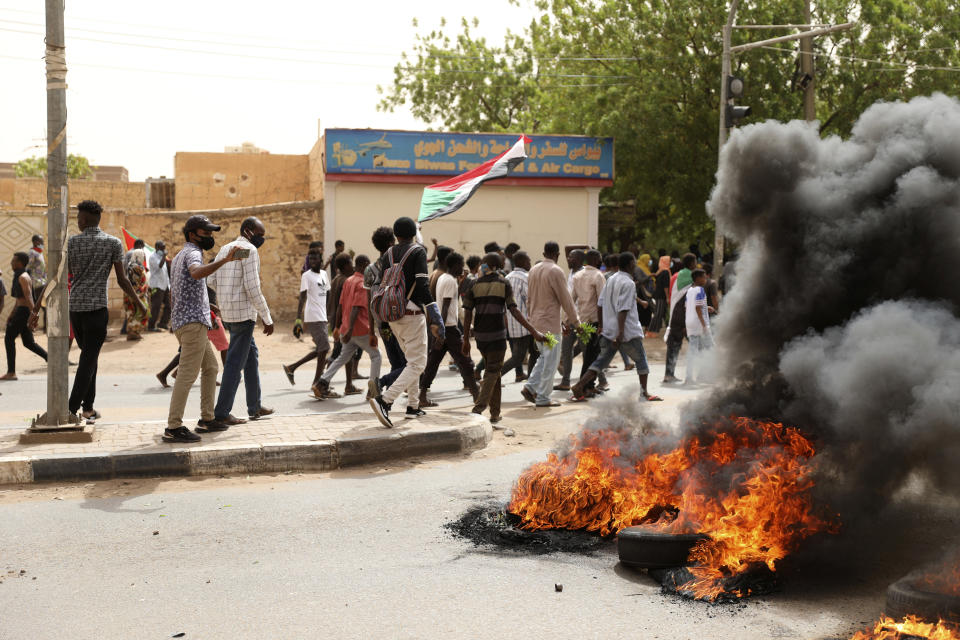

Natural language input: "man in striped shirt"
[462,253,544,423]
[501,251,538,382]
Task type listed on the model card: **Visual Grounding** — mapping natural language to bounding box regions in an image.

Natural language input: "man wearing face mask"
[208,217,275,425]
[163,215,241,443]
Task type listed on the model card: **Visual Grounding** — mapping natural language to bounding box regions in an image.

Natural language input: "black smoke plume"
[703,92,960,518]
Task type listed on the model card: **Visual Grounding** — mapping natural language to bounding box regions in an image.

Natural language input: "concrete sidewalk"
[0,410,491,484]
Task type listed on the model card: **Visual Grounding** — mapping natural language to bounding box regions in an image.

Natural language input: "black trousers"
[69,308,108,414]
[148,288,171,330]
[578,322,602,385]
[4,306,47,373]
[664,327,686,378]
[421,325,476,391]
[502,335,538,377]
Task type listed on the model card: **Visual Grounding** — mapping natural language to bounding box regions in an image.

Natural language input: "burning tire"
[617,527,709,570]
[885,578,960,623]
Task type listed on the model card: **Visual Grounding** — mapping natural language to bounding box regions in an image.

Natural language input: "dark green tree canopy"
[379,0,960,249]
[15,154,94,180]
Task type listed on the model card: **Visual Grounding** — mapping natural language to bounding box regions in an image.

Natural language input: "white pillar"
[324,180,337,257]
[586,187,600,248]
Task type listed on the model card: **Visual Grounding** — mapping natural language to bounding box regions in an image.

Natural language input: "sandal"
[643,394,664,402]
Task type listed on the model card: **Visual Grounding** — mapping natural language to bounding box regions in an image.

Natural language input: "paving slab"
[0,410,491,484]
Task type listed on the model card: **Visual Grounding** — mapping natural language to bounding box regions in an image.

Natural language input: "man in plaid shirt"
[501,251,538,383]
[209,217,275,424]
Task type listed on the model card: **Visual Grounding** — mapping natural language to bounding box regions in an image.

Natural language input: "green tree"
[379,0,960,251]
[14,154,95,180]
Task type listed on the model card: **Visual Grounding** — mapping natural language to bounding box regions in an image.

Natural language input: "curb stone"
[0,413,492,484]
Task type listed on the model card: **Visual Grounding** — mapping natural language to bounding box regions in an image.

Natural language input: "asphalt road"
[2,446,947,640]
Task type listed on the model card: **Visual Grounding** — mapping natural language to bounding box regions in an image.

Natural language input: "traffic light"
[725,75,751,128]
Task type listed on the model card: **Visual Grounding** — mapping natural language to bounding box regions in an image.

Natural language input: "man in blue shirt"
[163,215,241,443]
[570,252,663,403]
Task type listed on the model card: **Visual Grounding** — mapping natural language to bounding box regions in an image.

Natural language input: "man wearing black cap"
[368,216,445,428]
[163,215,241,443]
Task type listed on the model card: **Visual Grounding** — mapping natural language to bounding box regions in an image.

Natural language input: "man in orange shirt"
[313,255,382,398]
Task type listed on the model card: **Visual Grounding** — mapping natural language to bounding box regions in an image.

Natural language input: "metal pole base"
[20,413,95,444]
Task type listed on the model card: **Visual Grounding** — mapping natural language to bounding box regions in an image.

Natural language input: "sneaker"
[196,418,230,433]
[163,426,201,442]
[405,407,426,419]
[369,395,393,428]
[520,385,536,404]
[282,364,295,385]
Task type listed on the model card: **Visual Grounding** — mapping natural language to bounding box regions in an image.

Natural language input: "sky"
[0,0,537,180]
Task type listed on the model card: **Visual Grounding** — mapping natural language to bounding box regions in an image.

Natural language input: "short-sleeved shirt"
[339,272,370,336]
[598,271,643,341]
[27,248,46,287]
[435,272,460,327]
[505,268,529,338]
[685,285,710,336]
[462,272,516,350]
[67,227,124,312]
[300,268,330,323]
[148,251,170,290]
[170,242,211,331]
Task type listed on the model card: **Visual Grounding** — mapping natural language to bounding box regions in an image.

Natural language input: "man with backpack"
[368,217,445,428]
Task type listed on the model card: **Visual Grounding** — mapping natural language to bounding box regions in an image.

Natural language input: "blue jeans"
[215,320,261,419]
[524,340,562,405]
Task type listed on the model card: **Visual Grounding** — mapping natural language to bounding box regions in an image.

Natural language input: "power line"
[758,44,960,73]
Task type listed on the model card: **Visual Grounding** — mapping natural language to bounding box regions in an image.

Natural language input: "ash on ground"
[649,563,778,603]
[446,503,613,555]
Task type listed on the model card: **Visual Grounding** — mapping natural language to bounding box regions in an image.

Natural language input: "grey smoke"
[702,93,960,515]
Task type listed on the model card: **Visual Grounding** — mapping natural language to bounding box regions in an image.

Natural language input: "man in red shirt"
[313,255,381,398]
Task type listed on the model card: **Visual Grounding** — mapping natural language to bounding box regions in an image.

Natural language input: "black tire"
[617,527,709,570]
[885,578,960,623]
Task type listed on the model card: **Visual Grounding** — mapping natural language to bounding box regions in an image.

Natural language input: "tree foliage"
[14,154,95,180]
[379,0,960,250]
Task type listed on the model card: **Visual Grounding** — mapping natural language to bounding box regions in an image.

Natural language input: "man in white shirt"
[501,251,538,382]
[282,244,330,390]
[684,268,713,385]
[418,251,479,406]
[209,217,275,424]
[147,239,171,331]
[570,252,663,403]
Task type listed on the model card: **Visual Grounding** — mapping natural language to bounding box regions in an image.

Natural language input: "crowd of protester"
[1,201,721,440]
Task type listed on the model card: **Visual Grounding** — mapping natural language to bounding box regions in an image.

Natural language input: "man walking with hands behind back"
[210,217,275,425]
[522,241,579,408]
[164,215,241,443]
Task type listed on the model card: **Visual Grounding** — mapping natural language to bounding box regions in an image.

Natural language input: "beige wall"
[174,152,310,210]
[0,178,145,210]
[324,181,599,262]
[1,201,322,326]
[307,138,324,201]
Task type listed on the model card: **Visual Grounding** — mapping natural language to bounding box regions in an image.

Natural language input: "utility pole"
[30,0,73,433]
[714,0,741,276]
[800,0,816,121]
[714,6,853,274]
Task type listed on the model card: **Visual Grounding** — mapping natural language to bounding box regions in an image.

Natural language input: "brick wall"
[174,153,310,210]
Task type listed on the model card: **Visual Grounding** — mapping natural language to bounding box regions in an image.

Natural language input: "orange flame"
[507,416,838,600]
[850,616,960,639]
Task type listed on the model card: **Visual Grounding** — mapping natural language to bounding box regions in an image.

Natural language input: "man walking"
[419,252,479,407]
[463,253,544,423]
[3,252,47,380]
[30,200,145,420]
[313,255,382,397]
[569,249,606,395]
[364,226,406,399]
[663,252,698,384]
[210,217,275,424]
[282,244,330,390]
[571,252,663,403]
[501,250,537,382]
[522,241,579,408]
[27,234,46,328]
[368,216,445,428]
[555,249,585,390]
[147,239,171,331]
[164,215,241,442]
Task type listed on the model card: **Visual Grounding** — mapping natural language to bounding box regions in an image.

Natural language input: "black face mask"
[194,234,215,251]
[246,232,265,249]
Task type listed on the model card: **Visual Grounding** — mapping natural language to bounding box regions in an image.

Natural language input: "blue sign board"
[324,129,613,181]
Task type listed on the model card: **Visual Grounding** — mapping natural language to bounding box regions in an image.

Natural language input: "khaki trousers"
[383,313,427,409]
[167,322,219,428]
